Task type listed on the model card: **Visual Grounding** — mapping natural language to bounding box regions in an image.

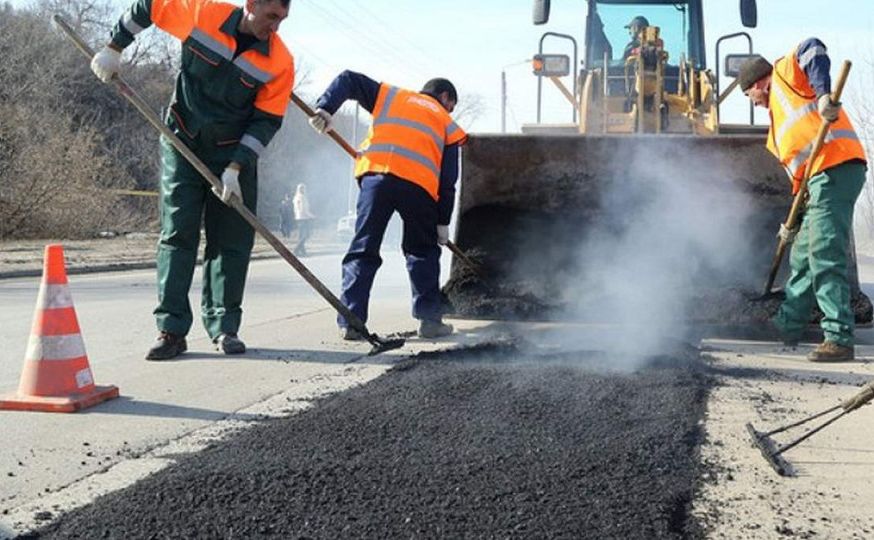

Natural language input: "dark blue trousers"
[338,174,441,327]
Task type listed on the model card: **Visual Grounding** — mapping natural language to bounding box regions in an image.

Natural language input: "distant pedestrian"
[292,183,315,256]
[279,193,293,239]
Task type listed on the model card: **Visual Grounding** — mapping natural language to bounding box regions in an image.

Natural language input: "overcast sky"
[15,0,874,132]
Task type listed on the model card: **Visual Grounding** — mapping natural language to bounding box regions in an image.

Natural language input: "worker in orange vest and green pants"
[737,38,868,362]
[91,0,295,359]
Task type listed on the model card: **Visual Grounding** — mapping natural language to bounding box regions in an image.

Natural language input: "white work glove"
[212,167,242,205]
[437,225,449,246]
[817,94,841,123]
[308,108,333,134]
[90,46,122,83]
[777,223,798,244]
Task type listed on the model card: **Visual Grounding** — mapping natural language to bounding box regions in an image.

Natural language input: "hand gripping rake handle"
[54,15,403,355]
[763,60,852,295]
[290,95,486,279]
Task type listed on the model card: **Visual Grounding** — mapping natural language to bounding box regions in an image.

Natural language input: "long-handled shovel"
[747,380,874,476]
[761,60,852,297]
[289,94,491,281]
[54,15,404,356]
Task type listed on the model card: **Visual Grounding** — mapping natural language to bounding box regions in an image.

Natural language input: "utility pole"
[501,59,532,133]
[501,70,507,133]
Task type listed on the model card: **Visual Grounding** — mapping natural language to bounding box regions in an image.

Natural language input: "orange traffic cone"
[1,244,118,413]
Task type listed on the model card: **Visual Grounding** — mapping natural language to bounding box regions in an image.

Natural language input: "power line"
[296,0,429,82]
[311,0,426,72]
[325,0,450,77]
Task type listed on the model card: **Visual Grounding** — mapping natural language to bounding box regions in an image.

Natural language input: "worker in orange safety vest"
[737,38,868,362]
[308,71,467,340]
[91,0,295,360]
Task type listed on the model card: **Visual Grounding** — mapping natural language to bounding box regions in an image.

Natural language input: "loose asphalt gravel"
[31,343,714,539]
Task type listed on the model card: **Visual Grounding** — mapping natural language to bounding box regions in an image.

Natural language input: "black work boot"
[807,341,854,362]
[214,333,246,355]
[339,327,364,341]
[145,332,187,361]
[418,319,454,339]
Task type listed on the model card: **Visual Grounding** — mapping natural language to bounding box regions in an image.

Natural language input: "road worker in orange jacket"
[308,72,467,340]
[737,38,868,362]
[91,0,294,360]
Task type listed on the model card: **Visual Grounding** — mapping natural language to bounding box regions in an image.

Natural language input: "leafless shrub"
[0,0,172,238]
[0,103,136,238]
[849,58,874,250]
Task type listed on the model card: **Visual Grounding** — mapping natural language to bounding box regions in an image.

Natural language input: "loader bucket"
[443,133,872,329]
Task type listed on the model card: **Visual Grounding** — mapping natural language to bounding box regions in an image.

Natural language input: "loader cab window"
[587,1,693,95]
[591,3,688,68]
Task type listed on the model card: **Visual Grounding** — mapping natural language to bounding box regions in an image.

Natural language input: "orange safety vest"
[355,84,468,200]
[766,46,866,194]
[149,0,294,117]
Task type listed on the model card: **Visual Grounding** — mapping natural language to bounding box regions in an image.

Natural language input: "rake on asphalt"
[746,380,874,476]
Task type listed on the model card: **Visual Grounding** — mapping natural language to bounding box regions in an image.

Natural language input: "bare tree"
[453,92,488,129]
[293,59,314,92]
[0,0,172,238]
[849,58,874,251]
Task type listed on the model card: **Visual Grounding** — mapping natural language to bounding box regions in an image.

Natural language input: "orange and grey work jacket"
[766,45,866,194]
[110,0,294,171]
[355,85,468,201]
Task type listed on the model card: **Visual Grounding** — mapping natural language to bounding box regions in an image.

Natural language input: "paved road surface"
[2,245,874,537]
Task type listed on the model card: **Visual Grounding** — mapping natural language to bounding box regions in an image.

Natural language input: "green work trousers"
[154,136,257,340]
[773,161,866,346]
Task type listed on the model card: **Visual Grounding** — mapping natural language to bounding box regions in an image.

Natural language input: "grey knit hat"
[737,56,773,91]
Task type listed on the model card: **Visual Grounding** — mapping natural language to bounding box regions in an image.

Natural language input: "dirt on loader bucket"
[443,133,872,330]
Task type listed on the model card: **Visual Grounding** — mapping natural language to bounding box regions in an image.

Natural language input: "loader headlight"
[725,54,763,78]
[532,54,570,77]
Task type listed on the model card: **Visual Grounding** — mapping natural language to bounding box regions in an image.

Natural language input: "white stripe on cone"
[75,368,94,389]
[25,333,87,361]
[36,283,74,310]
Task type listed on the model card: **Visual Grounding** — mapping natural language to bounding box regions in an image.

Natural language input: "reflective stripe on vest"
[766,47,866,193]
[123,11,145,35]
[355,84,467,200]
[374,87,445,154]
[787,129,861,176]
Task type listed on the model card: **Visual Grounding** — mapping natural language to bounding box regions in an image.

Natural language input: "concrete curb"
[0,252,280,280]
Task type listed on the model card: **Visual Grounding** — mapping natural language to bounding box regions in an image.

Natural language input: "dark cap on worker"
[421,78,458,103]
[624,15,649,29]
[737,56,773,91]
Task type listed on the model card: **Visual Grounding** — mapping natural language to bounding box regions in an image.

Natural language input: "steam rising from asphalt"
[556,144,758,360]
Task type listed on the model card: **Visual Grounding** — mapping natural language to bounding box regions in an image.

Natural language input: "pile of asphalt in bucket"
[34,343,714,539]
[443,262,873,329]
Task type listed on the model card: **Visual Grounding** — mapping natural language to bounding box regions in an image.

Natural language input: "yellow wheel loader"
[444,0,872,330]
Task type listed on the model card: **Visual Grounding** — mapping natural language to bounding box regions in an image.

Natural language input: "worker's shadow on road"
[81,395,265,421]
[712,362,872,387]
[155,326,512,368]
[173,343,378,364]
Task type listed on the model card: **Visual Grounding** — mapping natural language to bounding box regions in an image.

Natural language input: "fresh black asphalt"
[33,343,714,539]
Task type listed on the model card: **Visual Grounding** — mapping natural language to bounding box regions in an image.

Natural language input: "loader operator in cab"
[90,0,295,360]
[737,39,868,362]
[307,71,467,341]
[622,15,649,60]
